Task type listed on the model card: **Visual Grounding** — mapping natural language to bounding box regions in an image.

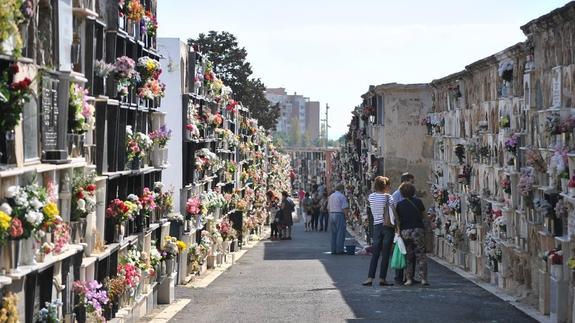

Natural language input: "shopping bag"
[390,243,407,269]
[393,233,407,255]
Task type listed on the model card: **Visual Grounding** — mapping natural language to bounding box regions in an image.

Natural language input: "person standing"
[363,176,397,286]
[281,191,295,240]
[298,188,306,219]
[391,172,415,284]
[328,183,349,254]
[302,192,313,232]
[311,190,321,231]
[319,191,329,231]
[266,191,281,240]
[396,183,428,286]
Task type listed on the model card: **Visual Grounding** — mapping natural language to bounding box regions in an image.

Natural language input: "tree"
[188,31,280,130]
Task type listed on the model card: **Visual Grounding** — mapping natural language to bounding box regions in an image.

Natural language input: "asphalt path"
[171,218,536,323]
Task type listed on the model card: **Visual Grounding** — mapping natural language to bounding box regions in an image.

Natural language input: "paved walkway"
[171,220,536,323]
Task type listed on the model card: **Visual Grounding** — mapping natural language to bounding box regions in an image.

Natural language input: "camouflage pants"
[401,228,427,280]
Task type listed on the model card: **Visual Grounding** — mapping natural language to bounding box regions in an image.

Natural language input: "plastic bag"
[391,243,407,269]
[393,233,407,255]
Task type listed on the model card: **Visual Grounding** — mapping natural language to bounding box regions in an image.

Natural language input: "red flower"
[9,64,19,74]
[86,184,96,192]
[10,78,32,91]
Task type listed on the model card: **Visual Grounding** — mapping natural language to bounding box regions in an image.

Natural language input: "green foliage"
[188,31,280,130]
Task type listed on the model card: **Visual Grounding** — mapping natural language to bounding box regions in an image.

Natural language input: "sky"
[158,0,571,140]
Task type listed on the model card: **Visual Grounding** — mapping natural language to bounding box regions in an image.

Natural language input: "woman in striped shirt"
[363,176,398,286]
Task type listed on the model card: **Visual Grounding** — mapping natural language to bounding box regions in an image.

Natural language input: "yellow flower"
[0,211,11,231]
[176,240,187,252]
[42,202,59,220]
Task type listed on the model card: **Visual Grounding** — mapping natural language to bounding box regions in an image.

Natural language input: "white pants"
[305,213,312,229]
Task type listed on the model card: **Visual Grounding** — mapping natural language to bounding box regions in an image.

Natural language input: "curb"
[139,227,270,322]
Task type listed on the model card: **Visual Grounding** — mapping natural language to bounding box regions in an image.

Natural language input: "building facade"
[337,2,575,321]
[265,88,320,146]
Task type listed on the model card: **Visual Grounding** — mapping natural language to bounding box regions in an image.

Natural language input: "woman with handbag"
[396,182,429,286]
[362,176,398,286]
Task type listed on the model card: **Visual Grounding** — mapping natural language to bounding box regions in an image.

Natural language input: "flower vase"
[165,258,174,274]
[118,15,125,30]
[114,223,125,243]
[551,264,563,280]
[130,156,141,170]
[7,240,21,272]
[221,240,231,254]
[0,34,17,56]
[150,148,163,168]
[20,237,36,266]
[0,130,17,170]
[37,252,46,263]
[67,133,86,158]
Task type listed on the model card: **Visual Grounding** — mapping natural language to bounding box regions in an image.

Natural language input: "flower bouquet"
[71,171,97,222]
[500,176,511,195]
[149,125,171,167]
[68,83,95,135]
[113,56,136,97]
[0,63,32,134]
[525,148,547,174]
[504,135,519,155]
[37,299,62,323]
[140,187,156,218]
[154,182,174,217]
[73,280,109,322]
[126,125,152,169]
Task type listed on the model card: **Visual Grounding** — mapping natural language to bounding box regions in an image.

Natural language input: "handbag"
[405,198,434,253]
[391,243,407,269]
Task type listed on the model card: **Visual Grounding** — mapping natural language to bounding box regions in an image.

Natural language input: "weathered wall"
[379,85,433,206]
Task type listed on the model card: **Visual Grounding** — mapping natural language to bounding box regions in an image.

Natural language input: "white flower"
[85,196,96,207]
[30,198,43,210]
[154,182,164,190]
[25,210,44,226]
[127,194,139,201]
[126,125,133,135]
[0,203,12,215]
[15,195,28,208]
[5,186,18,198]
[77,199,86,211]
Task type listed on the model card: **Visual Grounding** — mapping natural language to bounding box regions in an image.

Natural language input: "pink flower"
[186,197,201,215]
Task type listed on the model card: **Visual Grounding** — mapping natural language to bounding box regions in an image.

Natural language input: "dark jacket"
[396,197,425,230]
[281,198,294,226]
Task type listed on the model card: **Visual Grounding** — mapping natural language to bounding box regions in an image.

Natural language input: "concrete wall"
[378,84,433,206]
[158,38,187,213]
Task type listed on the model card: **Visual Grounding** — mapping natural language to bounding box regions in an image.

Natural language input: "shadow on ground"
[261,222,536,323]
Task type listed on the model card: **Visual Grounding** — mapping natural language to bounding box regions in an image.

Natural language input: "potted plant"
[70,171,96,243]
[126,125,152,170]
[105,198,136,242]
[0,64,32,168]
[149,125,171,168]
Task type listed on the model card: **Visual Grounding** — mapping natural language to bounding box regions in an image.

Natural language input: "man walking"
[328,183,349,254]
[392,172,415,284]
